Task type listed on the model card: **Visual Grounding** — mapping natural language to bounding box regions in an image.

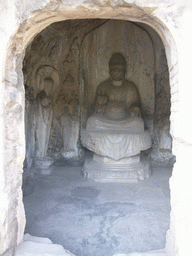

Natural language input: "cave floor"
[23,165,171,256]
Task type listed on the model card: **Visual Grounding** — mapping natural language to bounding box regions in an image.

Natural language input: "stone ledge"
[15,234,75,256]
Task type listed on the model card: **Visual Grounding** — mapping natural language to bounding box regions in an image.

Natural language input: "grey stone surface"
[83,156,151,182]
[23,166,171,256]
[114,249,167,255]
[15,233,75,256]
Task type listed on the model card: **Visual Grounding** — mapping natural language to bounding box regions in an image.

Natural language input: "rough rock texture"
[1,1,192,256]
[150,49,174,167]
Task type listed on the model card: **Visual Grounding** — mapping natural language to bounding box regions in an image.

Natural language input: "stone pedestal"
[82,116,152,183]
[83,154,151,182]
[35,157,54,175]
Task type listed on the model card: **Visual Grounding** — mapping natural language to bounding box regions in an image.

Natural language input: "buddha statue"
[82,53,152,182]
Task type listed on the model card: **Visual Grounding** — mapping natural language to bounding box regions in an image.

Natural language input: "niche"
[23,19,174,177]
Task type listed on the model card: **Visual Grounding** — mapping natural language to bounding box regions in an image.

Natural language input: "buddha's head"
[109,53,126,81]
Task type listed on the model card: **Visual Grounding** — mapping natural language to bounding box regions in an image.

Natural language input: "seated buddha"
[81,53,151,182]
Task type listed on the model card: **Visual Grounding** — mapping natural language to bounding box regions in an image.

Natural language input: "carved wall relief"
[24,21,96,166]
[23,19,172,170]
[48,38,81,159]
[150,49,174,166]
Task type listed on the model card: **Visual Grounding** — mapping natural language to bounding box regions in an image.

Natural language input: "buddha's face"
[110,64,125,81]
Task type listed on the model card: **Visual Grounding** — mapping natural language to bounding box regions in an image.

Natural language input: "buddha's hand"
[130,106,140,117]
[95,96,108,114]
[97,95,108,105]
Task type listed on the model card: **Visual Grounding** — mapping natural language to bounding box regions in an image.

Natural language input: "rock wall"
[151,49,175,166]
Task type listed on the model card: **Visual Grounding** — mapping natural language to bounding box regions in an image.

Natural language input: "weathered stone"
[0,1,192,256]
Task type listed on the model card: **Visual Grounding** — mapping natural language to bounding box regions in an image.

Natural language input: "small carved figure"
[60,106,79,159]
[35,91,53,158]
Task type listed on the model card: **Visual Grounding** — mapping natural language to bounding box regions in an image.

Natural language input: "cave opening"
[22,19,174,256]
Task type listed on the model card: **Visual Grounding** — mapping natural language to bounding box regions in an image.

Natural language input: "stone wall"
[0,1,192,256]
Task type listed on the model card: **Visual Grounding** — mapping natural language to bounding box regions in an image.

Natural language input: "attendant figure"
[35,91,53,158]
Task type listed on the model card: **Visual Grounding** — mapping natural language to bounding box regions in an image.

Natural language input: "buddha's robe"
[95,79,140,118]
[88,79,142,131]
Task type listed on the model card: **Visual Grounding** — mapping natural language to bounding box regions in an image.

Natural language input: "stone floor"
[23,165,171,256]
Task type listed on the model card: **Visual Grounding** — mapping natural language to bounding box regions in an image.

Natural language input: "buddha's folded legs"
[86,115,144,133]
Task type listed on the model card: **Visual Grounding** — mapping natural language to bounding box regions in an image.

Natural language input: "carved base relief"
[83,154,151,183]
